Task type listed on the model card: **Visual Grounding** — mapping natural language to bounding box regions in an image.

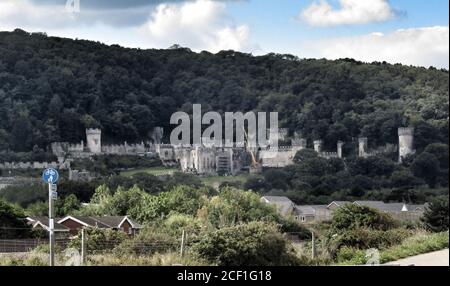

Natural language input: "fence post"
[180,229,186,258]
[311,231,316,260]
[81,228,85,266]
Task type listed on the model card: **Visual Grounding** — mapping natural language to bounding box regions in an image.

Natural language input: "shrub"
[380,231,449,263]
[422,196,449,232]
[68,227,127,254]
[193,221,301,266]
[329,204,397,233]
[336,247,366,265]
[113,226,178,256]
[328,227,412,253]
[163,213,206,243]
[336,231,449,265]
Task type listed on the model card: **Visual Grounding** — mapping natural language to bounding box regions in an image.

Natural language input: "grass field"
[200,175,249,187]
[120,167,178,177]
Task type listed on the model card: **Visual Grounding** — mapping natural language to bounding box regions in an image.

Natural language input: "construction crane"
[243,127,261,172]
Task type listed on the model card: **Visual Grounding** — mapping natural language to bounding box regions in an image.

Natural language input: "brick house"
[261,196,426,223]
[57,216,141,236]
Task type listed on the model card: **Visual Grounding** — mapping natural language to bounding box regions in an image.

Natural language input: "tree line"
[0,29,448,154]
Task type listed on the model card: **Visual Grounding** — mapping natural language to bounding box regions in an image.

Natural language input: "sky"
[0,0,448,68]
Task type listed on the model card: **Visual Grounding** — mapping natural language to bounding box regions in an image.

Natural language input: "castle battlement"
[358,137,368,143]
[86,128,101,135]
[398,127,414,136]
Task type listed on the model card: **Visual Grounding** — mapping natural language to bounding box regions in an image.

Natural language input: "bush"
[380,231,449,263]
[113,226,178,256]
[329,204,397,233]
[328,227,413,253]
[68,227,127,254]
[336,231,449,265]
[163,213,205,242]
[422,196,449,232]
[336,247,367,265]
[193,221,301,266]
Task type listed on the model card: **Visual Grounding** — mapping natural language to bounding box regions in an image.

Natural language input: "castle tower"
[299,139,307,149]
[86,128,102,154]
[337,141,344,159]
[292,138,307,149]
[313,140,323,154]
[398,127,414,163]
[358,137,368,157]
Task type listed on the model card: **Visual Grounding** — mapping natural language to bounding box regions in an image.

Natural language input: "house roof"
[27,216,70,232]
[294,205,316,216]
[354,201,426,213]
[261,196,295,216]
[91,216,141,228]
[57,216,141,229]
[327,201,352,208]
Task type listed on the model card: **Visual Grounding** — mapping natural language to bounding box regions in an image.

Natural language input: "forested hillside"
[0,29,448,152]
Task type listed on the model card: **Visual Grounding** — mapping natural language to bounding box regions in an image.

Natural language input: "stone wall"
[0,161,69,170]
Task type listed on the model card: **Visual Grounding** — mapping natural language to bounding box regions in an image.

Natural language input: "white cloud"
[0,0,78,30]
[303,26,449,69]
[141,0,254,53]
[301,0,395,26]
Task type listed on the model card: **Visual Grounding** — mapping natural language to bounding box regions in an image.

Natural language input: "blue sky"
[0,0,448,68]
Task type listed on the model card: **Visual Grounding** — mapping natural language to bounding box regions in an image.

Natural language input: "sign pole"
[49,183,55,266]
[42,168,59,267]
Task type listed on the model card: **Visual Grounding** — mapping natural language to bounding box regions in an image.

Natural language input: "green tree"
[56,194,81,217]
[293,149,318,163]
[422,196,449,232]
[0,199,32,238]
[411,152,440,188]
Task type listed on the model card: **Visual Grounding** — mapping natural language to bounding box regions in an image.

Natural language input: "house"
[261,196,426,223]
[261,197,333,222]
[57,216,141,236]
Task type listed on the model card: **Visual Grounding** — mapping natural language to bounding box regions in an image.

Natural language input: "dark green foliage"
[193,222,300,266]
[55,194,81,217]
[422,196,449,232]
[329,204,397,233]
[0,149,57,163]
[0,199,32,238]
[331,227,412,251]
[0,183,47,208]
[293,149,318,163]
[71,155,162,175]
[411,152,441,188]
[106,173,166,195]
[326,204,402,254]
[0,30,447,152]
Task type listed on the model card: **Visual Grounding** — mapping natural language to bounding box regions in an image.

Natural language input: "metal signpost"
[42,168,59,266]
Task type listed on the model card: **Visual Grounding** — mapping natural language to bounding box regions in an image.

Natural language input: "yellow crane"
[243,127,261,172]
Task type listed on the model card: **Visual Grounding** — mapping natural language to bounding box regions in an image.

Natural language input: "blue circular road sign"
[42,168,59,184]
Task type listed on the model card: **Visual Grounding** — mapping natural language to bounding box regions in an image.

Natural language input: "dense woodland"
[0,29,448,154]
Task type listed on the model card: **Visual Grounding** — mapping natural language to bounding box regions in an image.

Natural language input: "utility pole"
[180,230,186,258]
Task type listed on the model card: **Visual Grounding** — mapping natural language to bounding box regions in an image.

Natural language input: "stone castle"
[0,127,416,176]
